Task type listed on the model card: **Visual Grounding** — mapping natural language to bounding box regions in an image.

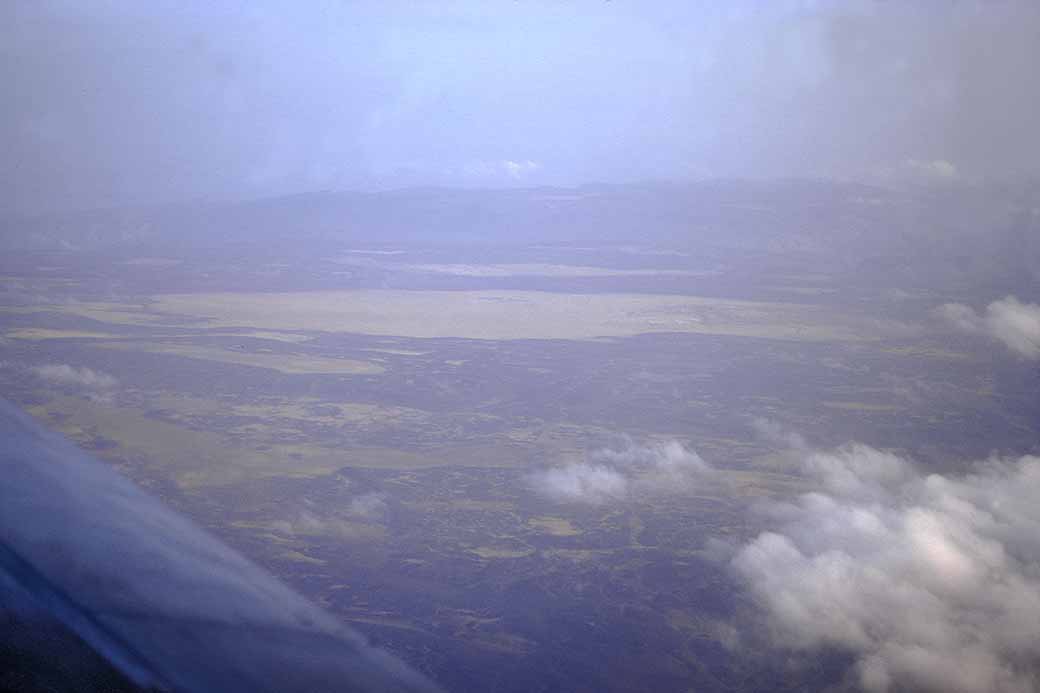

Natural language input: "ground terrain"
[2,182,1038,691]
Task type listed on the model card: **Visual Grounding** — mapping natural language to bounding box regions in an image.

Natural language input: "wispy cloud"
[527,438,711,505]
[31,364,117,390]
[458,159,542,182]
[272,492,390,538]
[503,160,540,179]
[733,433,1040,693]
[900,158,959,182]
[938,295,1040,359]
[527,462,628,505]
[348,492,388,520]
[751,418,809,451]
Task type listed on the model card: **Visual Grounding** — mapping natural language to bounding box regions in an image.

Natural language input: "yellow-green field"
[468,546,535,559]
[527,516,583,536]
[22,392,606,488]
[94,341,383,374]
[5,328,123,340]
[4,328,313,343]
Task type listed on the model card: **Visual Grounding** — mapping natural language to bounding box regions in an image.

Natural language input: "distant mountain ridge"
[2,181,1038,297]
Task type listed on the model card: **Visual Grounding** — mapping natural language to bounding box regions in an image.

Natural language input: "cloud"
[871,158,961,186]
[527,463,628,505]
[938,295,1040,359]
[348,492,388,520]
[31,364,117,390]
[938,302,987,334]
[752,418,808,451]
[272,511,363,539]
[503,160,540,179]
[527,438,711,505]
[8,1,1040,214]
[901,158,959,182]
[272,492,390,537]
[456,159,542,182]
[733,438,1040,693]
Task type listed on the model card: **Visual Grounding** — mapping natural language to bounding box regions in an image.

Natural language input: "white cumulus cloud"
[457,159,541,182]
[527,462,628,505]
[272,492,390,537]
[904,158,959,181]
[31,364,117,390]
[733,439,1040,693]
[938,295,1040,359]
[348,492,388,520]
[527,438,711,505]
[503,159,540,179]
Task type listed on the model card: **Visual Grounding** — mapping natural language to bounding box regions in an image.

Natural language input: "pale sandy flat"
[403,263,707,278]
[6,290,889,341]
[140,290,876,341]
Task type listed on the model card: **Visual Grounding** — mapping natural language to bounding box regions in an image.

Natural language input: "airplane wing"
[0,399,442,693]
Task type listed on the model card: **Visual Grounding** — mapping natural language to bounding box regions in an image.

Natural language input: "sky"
[3,0,1040,215]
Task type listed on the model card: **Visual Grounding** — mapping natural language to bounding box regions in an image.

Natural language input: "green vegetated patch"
[434,609,537,655]
[25,394,355,487]
[0,301,169,326]
[339,613,432,636]
[468,546,535,560]
[142,393,431,431]
[204,331,314,343]
[5,328,124,340]
[276,550,327,566]
[233,519,386,542]
[230,398,431,426]
[503,422,615,450]
[404,499,516,513]
[20,390,566,489]
[543,548,615,562]
[93,341,383,374]
[20,382,816,499]
[361,347,429,356]
[527,516,582,536]
[880,345,972,360]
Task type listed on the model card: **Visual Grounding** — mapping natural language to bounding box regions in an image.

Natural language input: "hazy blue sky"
[3,0,1040,214]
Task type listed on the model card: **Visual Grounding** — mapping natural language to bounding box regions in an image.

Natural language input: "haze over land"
[5,1,1040,214]
[3,2,1040,693]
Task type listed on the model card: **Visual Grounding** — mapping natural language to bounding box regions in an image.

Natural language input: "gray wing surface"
[0,399,442,693]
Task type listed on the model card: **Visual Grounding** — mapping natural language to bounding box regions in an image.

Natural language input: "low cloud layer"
[31,364,117,390]
[900,158,959,183]
[939,295,1040,359]
[527,439,711,505]
[8,2,1040,214]
[733,439,1040,692]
